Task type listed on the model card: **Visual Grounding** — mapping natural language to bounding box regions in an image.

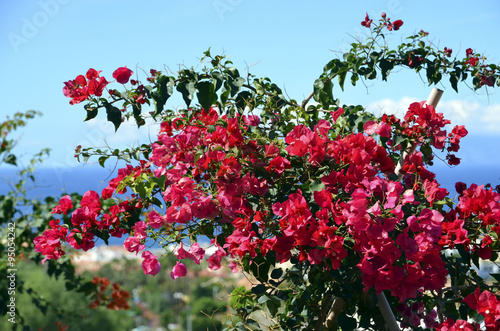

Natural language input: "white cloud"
[82,115,161,149]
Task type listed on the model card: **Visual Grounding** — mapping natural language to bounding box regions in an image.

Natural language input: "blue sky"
[1,0,500,188]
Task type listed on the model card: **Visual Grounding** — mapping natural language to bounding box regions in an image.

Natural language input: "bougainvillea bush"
[35,14,500,330]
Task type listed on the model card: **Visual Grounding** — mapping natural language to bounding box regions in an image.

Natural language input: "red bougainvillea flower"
[124,236,145,255]
[113,66,133,84]
[361,13,373,28]
[444,47,452,57]
[466,48,474,57]
[170,261,187,279]
[51,195,73,215]
[63,69,108,105]
[465,57,479,67]
[33,220,68,264]
[174,242,206,264]
[479,75,495,87]
[392,19,403,30]
[464,288,500,329]
[435,318,477,331]
[147,210,165,229]
[141,251,161,276]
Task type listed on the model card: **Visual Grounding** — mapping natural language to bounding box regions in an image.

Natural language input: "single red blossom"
[361,13,373,28]
[86,68,101,79]
[266,156,291,175]
[207,250,224,270]
[482,235,493,248]
[188,243,206,263]
[147,210,165,229]
[423,179,448,206]
[479,74,495,87]
[141,251,161,276]
[466,48,474,56]
[113,66,133,84]
[207,242,227,270]
[124,236,144,255]
[464,288,500,329]
[87,76,108,97]
[446,154,461,165]
[331,107,344,123]
[175,242,205,264]
[52,195,73,215]
[435,318,476,331]
[243,114,260,126]
[33,222,68,264]
[392,19,403,30]
[66,230,95,251]
[455,181,467,195]
[170,261,187,279]
[465,56,479,67]
[478,247,492,260]
[408,54,423,68]
[132,221,148,239]
[444,47,452,57]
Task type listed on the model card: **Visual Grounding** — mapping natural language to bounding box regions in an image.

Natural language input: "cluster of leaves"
[0,112,129,330]
[38,14,500,330]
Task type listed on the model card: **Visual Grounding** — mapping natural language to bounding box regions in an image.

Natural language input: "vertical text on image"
[6,222,17,324]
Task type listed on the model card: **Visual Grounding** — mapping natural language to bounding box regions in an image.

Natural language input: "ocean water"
[0,166,125,246]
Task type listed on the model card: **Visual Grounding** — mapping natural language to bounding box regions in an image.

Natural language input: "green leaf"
[84,105,98,121]
[98,156,108,168]
[196,81,217,111]
[449,73,459,92]
[313,79,334,108]
[379,58,394,81]
[257,295,270,305]
[132,104,145,127]
[351,73,359,86]
[176,80,196,107]
[338,314,357,330]
[270,268,283,280]
[490,273,500,282]
[420,143,433,162]
[230,286,252,308]
[235,91,254,112]
[338,69,347,91]
[103,101,122,131]
[393,134,407,149]
[4,153,16,165]
[226,67,240,79]
[472,251,480,270]
[251,284,266,295]
[220,83,231,106]
[152,75,174,116]
[212,71,224,91]
[309,180,325,194]
[229,77,245,97]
